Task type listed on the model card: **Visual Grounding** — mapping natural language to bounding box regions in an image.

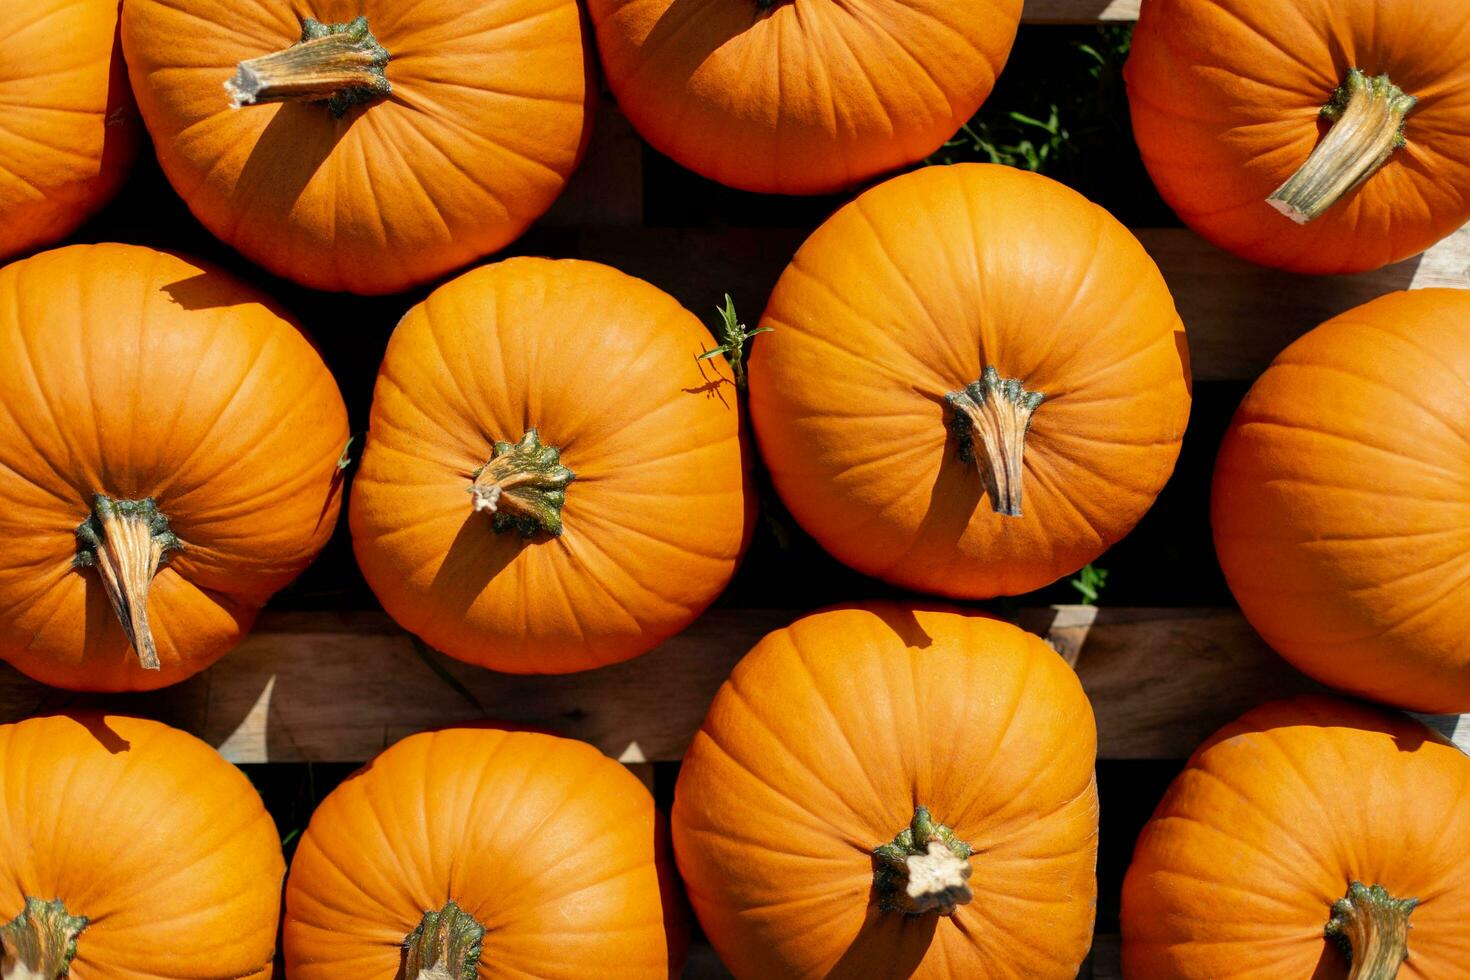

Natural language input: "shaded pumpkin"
[121,0,593,294]
[0,243,349,691]
[0,0,139,261]
[1213,289,1470,713]
[283,725,686,979]
[672,603,1100,979]
[585,0,1022,195]
[1126,0,1470,274]
[0,713,284,979]
[350,256,751,673]
[1122,696,1470,979]
[747,163,1192,599]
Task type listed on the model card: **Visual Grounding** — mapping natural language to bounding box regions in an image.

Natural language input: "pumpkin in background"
[0,713,284,979]
[351,257,751,673]
[0,243,349,691]
[1213,290,1470,713]
[1123,696,1470,978]
[0,0,138,262]
[673,604,1100,979]
[586,0,1021,195]
[1126,0,1470,275]
[284,725,686,978]
[121,0,592,294]
[747,163,1191,599]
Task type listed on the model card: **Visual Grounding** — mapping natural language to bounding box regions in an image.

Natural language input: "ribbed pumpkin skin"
[1122,696,1470,978]
[747,164,1191,598]
[0,713,285,979]
[350,257,751,673]
[121,0,592,295]
[1126,0,1470,275]
[0,243,349,691]
[1213,290,1470,713]
[0,0,138,262]
[284,726,686,978]
[673,604,1100,979]
[585,0,1021,195]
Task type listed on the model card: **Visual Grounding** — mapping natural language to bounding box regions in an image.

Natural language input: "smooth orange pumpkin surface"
[121,0,592,295]
[284,726,686,979]
[1127,0,1470,275]
[585,0,1021,195]
[1122,696,1470,979]
[747,164,1192,599]
[672,604,1100,979]
[1213,289,1470,713]
[0,713,284,980]
[0,0,138,262]
[0,243,349,691]
[351,257,751,673]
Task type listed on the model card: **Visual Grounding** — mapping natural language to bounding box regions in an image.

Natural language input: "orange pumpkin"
[1213,289,1470,713]
[1122,696,1470,978]
[0,243,349,691]
[121,0,593,294]
[747,163,1192,598]
[284,725,686,978]
[351,257,751,673]
[0,0,138,262]
[585,0,1022,195]
[0,713,284,979]
[1126,0,1470,275]
[672,604,1100,979]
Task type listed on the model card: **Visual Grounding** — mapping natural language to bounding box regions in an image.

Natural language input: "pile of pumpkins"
[0,0,1468,977]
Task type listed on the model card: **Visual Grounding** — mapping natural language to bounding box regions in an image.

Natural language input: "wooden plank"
[1023,0,1140,23]
[2,607,1461,762]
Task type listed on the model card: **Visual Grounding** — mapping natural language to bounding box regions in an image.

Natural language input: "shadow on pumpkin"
[827,898,938,979]
[911,388,982,554]
[426,512,530,621]
[233,101,352,232]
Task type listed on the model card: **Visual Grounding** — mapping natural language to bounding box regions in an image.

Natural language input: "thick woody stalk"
[872,806,974,916]
[0,898,88,980]
[1326,882,1419,980]
[468,430,575,538]
[226,16,391,117]
[74,494,181,671]
[946,367,1046,518]
[401,901,485,980]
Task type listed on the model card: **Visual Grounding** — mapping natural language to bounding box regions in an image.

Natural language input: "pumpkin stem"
[401,901,485,980]
[0,898,88,980]
[468,429,576,538]
[226,15,391,118]
[872,806,974,916]
[946,367,1045,518]
[1268,69,1416,224]
[73,494,181,671]
[1326,882,1419,980]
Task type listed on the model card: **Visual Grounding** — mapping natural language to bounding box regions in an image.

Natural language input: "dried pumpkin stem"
[468,429,575,538]
[74,494,181,671]
[1268,69,1417,224]
[1326,881,1419,980]
[226,15,391,118]
[402,901,485,980]
[872,806,974,916]
[946,367,1046,518]
[0,898,88,980]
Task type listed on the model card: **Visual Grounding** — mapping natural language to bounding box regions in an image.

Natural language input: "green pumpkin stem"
[872,806,974,916]
[74,494,181,671]
[401,901,485,980]
[946,367,1046,518]
[468,430,575,538]
[1268,69,1416,224]
[0,898,88,980]
[226,15,391,118]
[1325,882,1419,980]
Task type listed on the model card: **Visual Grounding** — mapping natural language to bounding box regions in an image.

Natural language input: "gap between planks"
[3,607,1461,764]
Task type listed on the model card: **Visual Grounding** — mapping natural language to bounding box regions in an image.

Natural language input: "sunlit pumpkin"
[585,0,1022,195]
[747,163,1192,598]
[1126,0,1470,274]
[1213,289,1470,713]
[673,603,1100,978]
[121,0,593,294]
[0,243,349,691]
[350,256,751,673]
[1123,696,1470,979]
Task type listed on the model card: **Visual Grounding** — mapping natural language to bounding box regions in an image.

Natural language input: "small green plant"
[698,294,770,390]
[1070,564,1109,605]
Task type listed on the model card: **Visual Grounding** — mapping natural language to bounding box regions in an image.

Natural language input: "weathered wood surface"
[4,607,1460,763]
[1024,0,1141,23]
